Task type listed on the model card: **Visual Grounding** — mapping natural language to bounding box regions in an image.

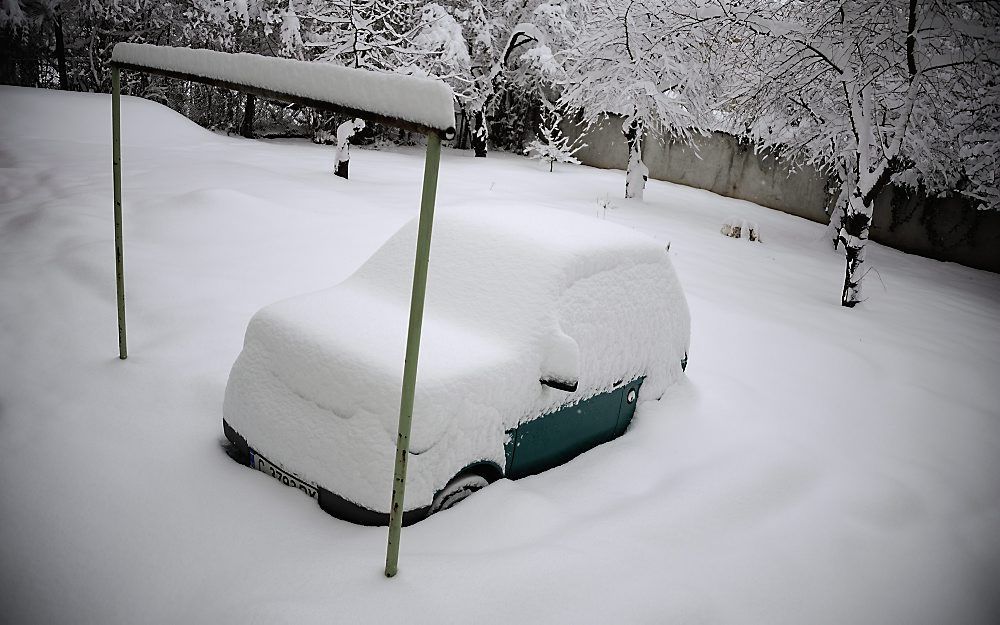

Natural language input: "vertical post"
[112,67,127,359]
[385,132,442,578]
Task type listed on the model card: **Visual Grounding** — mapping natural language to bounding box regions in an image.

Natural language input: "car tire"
[429,472,490,514]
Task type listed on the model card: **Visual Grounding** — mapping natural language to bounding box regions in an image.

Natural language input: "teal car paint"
[506,378,644,479]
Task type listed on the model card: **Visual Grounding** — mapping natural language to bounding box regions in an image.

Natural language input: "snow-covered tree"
[298,0,423,70]
[722,0,1000,307]
[2,0,188,92]
[417,0,519,156]
[489,1,585,154]
[181,0,310,136]
[1,0,54,87]
[411,0,582,157]
[525,104,584,170]
[412,2,471,79]
[410,1,475,141]
[560,0,714,199]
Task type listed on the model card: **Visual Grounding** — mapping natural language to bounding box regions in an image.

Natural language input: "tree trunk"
[837,191,873,307]
[334,158,349,179]
[334,118,365,180]
[827,162,852,249]
[240,93,256,138]
[828,195,846,249]
[53,14,68,90]
[227,91,238,132]
[471,110,488,157]
[623,119,648,199]
[334,138,351,179]
[202,87,213,127]
[456,109,468,150]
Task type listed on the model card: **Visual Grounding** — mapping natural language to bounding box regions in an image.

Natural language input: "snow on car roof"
[353,203,670,320]
[111,43,456,136]
[224,203,690,511]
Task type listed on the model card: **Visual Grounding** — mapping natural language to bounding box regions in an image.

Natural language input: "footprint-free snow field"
[1,86,999,625]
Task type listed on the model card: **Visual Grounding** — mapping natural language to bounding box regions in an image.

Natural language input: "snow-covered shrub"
[525,107,585,172]
[596,196,616,219]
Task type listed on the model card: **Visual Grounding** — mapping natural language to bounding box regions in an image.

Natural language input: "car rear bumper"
[222,419,431,526]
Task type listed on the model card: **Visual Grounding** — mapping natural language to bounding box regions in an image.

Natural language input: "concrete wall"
[870,190,1000,272]
[568,117,1000,273]
[571,119,832,222]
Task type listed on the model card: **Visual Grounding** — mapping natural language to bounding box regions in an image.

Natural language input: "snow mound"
[0,85,214,147]
[721,217,761,242]
[224,203,690,513]
[112,44,456,136]
[133,188,296,246]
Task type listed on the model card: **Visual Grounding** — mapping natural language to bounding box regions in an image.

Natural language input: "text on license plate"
[250,451,318,500]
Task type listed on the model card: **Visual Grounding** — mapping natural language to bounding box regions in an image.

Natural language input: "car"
[222,203,690,525]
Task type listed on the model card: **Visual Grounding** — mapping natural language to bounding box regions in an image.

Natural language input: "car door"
[504,378,643,479]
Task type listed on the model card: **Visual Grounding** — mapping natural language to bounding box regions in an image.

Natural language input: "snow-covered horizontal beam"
[110,44,456,139]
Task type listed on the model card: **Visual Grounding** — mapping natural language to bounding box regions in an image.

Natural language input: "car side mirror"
[539,328,579,393]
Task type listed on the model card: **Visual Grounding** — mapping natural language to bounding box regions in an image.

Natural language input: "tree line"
[3,0,997,306]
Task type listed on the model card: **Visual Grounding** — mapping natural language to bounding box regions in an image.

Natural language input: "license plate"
[249,450,318,500]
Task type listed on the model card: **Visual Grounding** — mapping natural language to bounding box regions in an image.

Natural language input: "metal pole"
[112,67,127,359]
[385,132,441,577]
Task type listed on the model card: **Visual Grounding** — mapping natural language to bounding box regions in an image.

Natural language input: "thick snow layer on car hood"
[224,203,690,512]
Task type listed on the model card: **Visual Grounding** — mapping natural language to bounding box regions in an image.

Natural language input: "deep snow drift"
[1,86,999,625]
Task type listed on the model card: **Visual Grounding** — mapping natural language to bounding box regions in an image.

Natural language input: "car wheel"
[430,472,490,514]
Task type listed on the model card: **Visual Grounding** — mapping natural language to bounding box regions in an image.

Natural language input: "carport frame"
[109,51,455,578]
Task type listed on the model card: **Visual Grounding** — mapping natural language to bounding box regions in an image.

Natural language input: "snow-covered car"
[223,203,690,524]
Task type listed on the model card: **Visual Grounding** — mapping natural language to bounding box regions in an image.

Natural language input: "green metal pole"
[112,67,127,359]
[385,132,442,578]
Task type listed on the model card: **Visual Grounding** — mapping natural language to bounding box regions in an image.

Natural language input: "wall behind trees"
[569,117,1000,273]
[869,191,1000,274]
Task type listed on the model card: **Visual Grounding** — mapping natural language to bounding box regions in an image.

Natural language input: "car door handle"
[540,377,578,392]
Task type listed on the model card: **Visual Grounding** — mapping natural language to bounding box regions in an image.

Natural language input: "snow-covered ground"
[1,85,999,625]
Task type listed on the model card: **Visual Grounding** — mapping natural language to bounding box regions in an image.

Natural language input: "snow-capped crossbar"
[110,44,457,138]
[109,44,453,578]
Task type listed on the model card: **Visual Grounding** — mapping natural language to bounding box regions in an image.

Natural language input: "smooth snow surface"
[225,204,689,511]
[2,86,1000,625]
[112,43,456,135]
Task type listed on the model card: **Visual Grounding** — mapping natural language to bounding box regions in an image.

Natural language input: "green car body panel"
[224,376,647,525]
[504,377,644,480]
